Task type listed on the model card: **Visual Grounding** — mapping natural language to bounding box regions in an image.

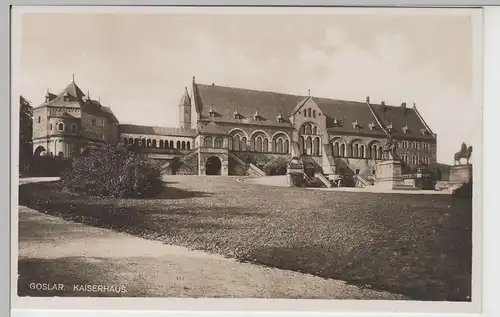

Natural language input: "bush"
[60,144,163,198]
[263,156,291,175]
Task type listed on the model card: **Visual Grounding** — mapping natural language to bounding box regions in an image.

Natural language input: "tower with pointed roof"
[179,87,192,129]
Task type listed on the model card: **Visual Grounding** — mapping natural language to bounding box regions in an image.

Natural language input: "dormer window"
[277,113,285,123]
[233,110,241,119]
[209,105,216,118]
[57,122,65,131]
[386,123,393,133]
[368,122,377,131]
[332,117,339,127]
[352,120,360,129]
[402,124,409,134]
[63,92,70,102]
[420,128,428,135]
[253,110,262,121]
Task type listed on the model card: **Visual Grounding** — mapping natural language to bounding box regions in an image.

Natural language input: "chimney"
[401,102,407,114]
[381,101,386,111]
[366,96,370,103]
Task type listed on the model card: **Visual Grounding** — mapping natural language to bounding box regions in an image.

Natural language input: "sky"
[15,8,481,164]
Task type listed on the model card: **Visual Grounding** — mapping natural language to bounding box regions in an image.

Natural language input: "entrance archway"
[33,146,46,157]
[205,156,222,175]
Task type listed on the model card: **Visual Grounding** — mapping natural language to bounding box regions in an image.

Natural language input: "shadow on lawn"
[18,181,472,302]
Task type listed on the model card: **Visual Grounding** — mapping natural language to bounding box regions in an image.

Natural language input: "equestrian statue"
[454,142,473,165]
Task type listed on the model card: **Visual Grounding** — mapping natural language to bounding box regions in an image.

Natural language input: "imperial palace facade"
[32,76,437,184]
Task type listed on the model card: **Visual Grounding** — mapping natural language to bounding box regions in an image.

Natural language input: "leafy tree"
[19,95,33,172]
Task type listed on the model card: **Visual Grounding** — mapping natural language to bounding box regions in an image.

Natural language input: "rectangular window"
[307,108,312,117]
[92,119,96,126]
[50,123,52,130]
[38,116,41,123]
[313,110,316,118]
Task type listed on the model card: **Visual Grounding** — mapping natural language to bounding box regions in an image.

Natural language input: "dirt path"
[17,206,407,299]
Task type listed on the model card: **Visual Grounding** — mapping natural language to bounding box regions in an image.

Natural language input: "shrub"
[60,143,163,198]
[263,155,291,175]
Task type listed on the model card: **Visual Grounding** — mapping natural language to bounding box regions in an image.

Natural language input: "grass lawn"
[18,176,472,301]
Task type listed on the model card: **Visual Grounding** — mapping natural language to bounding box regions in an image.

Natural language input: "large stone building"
[32,76,437,183]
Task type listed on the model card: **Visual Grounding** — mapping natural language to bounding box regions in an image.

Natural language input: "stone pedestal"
[450,164,472,184]
[374,160,404,189]
[286,157,305,187]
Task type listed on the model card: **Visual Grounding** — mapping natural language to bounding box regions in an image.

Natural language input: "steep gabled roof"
[193,83,301,128]
[190,81,435,140]
[119,124,197,137]
[34,80,120,124]
[199,121,228,135]
[39,81,86,107]
[370,103,435,140]
[313,98,387,137]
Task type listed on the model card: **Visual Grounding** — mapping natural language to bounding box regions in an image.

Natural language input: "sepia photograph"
[11,5,482,313]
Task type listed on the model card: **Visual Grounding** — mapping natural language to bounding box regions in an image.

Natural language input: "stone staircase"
[315,172,332,188]
[227,152,266,177]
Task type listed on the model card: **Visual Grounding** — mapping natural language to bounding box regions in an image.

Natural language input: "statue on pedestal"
[454,142,473,165]
[382,135,399,160]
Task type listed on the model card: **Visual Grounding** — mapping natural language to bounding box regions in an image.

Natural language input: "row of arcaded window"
[123,137,191,150]
[329,141,384,159]
[227,133,290,154]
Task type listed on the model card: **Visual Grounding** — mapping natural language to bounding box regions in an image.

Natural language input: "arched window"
[299,136,304,155]
[128,138,133,145]
[313,137,320,155]
[152,140,157,148]
[181,141,186,149]
[249,137,255,151]
[233,135,241,151]
[305,124,312,135]
[241,137,247,151]
[141,138,146,147]
[176,140,181,149]
[263,138,269,152]
[284,140,289,154]
[159,140,164,148]
[187,141,191,150]
[134,138,139,146]
[340,143,346,157]
[300,125,305,134]
[147,139,152,148]
[305,137,312,155]
[255,136,263,152]
[378,147,383,159]
[169,140,174,148]
[277,138,284,153]
[57,122,64,131]
[214,137,223,148]
[71,123,78,133]
[333,142,340,156]
[360,145,365,158]
[353,144,359,158]
[123,138,128,145]
[204,137,212,148]
[313,126,317,135]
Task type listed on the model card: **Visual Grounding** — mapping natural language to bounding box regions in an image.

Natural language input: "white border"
[10,5,486,316]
